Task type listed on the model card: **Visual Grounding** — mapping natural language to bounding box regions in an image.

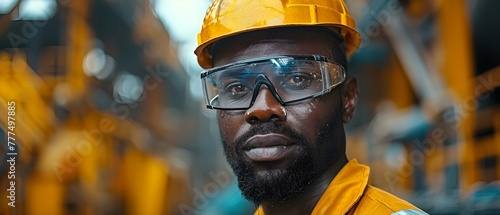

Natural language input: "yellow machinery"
[344,0,500,213]
[0,0,193,214]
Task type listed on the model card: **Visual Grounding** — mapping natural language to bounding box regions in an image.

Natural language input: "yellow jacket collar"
[312,159,369,214]
[254,159,370,215]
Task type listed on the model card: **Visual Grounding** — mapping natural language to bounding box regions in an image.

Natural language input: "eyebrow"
[216,69,259,82]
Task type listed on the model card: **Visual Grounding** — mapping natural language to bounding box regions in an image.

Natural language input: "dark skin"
[212,28,358,215]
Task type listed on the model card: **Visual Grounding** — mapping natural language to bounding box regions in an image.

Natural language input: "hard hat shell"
[194,0,362,69]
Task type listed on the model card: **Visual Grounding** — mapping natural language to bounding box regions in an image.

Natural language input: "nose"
[244,86,287,124]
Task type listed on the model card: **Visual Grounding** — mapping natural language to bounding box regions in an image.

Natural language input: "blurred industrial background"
[0,0,499,214]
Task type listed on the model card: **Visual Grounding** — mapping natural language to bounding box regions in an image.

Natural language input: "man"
[194,0,427,214]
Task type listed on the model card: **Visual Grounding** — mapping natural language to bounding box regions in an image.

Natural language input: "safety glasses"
[201,55,345,110]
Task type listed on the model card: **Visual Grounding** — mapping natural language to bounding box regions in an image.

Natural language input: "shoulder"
[353,185,428,215]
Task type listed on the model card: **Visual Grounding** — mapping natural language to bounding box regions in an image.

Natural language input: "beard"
[221,114,344,205]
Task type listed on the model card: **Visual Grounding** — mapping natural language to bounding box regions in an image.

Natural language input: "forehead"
[212,28,341,67]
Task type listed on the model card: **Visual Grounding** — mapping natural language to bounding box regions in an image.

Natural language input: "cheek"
[286,97,342,144]
[287,106,320,140]
[217,111,247,144]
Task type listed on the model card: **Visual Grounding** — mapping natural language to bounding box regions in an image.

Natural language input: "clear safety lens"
[201,55,345,110]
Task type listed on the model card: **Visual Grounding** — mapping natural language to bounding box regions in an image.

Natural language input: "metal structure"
[345,0,500,214]
[0,0,200,214]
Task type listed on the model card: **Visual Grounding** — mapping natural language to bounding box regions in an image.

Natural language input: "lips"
[242,133,297,162]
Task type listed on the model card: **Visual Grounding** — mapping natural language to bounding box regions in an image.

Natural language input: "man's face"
[212,28,355,204]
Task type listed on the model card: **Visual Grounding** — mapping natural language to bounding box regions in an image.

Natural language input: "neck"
[259,155,348,215]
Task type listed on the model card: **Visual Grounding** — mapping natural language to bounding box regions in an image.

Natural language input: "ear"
[342,77,358,123]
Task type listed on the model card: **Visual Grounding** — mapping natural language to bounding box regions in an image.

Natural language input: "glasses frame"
[201,55,345,110]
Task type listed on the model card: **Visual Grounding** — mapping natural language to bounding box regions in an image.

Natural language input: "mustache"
[232,122,306,150]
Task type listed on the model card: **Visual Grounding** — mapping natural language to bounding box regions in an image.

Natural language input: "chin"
[228,148,315,204]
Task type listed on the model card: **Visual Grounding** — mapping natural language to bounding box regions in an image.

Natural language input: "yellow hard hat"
[194,0,362,69]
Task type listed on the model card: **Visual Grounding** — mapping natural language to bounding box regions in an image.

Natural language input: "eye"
[224,82,252,95]
[281,73,312,90]
[287,75,307,85]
